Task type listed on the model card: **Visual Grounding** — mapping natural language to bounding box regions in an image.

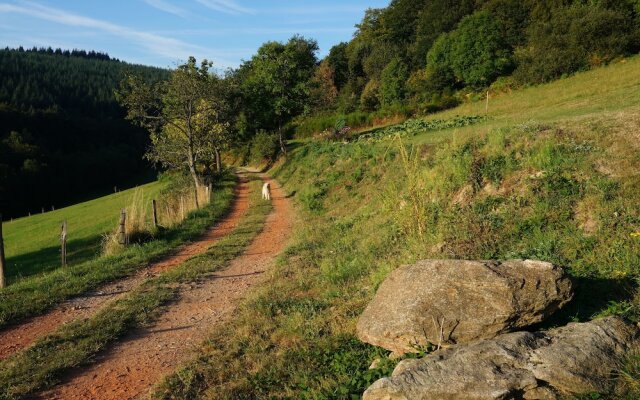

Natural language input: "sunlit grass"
[2,181,167,281]
[154,56,640,399]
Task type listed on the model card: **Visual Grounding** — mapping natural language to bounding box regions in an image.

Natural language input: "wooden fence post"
[207,183,212,204]
[152,200,158,229]
[0,214,6,288]
[60,221,67,267]
[118,209,127,245]
[181,196,185,220]
[485,91,490,114]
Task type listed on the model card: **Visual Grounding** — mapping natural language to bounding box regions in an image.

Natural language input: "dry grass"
[101,184,211,256]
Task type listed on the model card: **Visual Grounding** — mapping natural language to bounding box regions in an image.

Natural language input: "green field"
[0,174,236,331]
[2,181,167,282]
[157,57,640,399]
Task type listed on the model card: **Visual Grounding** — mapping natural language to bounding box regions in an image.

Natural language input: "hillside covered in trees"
[0,47,168,218]
[319,0,640,111]
[276,0,640,136]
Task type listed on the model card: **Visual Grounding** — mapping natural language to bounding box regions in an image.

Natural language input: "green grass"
[154,55,640,399]
[2,181,167,282]
[0,178,272,400]
[0,173,236,330]
[413,55,640,145]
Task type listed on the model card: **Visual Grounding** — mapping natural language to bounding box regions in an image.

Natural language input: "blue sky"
[0,0,389,69]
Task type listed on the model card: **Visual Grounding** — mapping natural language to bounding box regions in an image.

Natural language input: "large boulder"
[363,317,639,400]
[357,259,573,353]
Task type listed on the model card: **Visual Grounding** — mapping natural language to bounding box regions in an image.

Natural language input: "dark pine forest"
[0,47,169,218]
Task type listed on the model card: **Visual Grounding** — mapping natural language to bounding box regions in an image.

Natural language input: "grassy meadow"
[156,57,640,399]
[2,181,167,282]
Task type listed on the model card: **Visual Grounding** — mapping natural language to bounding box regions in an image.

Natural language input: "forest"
[0,47,168,218]
[2,0,639,218]
[291,0,640,134]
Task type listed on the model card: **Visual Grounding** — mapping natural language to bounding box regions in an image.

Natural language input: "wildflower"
[631,232,640,238]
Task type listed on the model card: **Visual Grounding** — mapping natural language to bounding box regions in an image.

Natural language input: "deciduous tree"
[117,57,228,207]
[240,36,318,155]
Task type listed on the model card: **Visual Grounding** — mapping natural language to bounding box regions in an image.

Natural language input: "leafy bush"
[316,118,352,142]
[380,58,409,106]
[360,79,381,111]
[250,130,279,162]
[427,11,514,88]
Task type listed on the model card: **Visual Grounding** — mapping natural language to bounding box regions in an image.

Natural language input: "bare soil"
[37,175,294,400]
[0,178,250,361]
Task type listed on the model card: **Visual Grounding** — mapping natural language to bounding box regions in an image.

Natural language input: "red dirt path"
[37,175,294,400]
[0,178,250,361]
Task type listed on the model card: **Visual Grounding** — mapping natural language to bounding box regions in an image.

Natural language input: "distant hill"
[0,47,170,218]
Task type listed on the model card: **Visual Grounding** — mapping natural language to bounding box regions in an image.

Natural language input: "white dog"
[262,182,271,200]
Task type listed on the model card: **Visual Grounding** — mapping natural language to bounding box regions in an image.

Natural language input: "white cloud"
[195,0,254,15]
[150,27,353,36]
[0,1,236,67]
[142,0,189,18]
[266,5,370,15]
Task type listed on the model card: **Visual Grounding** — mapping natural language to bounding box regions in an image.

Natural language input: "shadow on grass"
[532,275,638,331]
[286,141,306,154]
[4,175,239,286]
[5,235,103,283]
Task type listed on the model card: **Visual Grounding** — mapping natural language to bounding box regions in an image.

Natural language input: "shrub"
[317,118,352,142]
[449,11,514,86]
[427,11,514,88]
[250,130,279,162]
[360,79,381,111]
[380,58,409,107]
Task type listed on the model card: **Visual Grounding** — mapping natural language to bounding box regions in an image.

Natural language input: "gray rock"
[357,259,573,353]
[363,317,639,400]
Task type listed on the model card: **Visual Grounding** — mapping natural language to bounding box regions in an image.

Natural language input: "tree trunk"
[278,123,287,157]
[187,144,200,209]
[188,164,200,209]
[214,147,222,172]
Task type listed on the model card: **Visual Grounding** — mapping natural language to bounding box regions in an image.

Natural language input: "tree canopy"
[237,36,318,152]
[117,57,230,205]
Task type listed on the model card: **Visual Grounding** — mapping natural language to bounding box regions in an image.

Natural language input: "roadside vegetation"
[155,56,640,399]
[0,177,271,399]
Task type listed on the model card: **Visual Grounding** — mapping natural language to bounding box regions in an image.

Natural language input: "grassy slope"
[2,181,167,281]
[158,57,640,399]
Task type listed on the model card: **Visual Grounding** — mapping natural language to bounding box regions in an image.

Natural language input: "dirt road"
[0,178,250,361]
[37,175,294,400]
